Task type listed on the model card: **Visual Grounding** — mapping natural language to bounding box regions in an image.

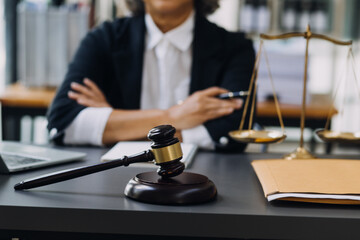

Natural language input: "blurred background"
[0,0,359,155]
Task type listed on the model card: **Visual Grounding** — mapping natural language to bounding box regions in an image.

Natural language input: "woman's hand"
[68,78,111,108]
[166,87,243,130]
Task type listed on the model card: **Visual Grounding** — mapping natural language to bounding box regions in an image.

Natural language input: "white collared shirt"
[63,12,214,150]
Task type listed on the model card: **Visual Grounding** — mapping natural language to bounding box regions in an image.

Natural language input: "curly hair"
[125,0,220,16]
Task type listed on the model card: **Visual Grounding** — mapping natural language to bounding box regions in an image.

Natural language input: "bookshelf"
[17,1,90,88]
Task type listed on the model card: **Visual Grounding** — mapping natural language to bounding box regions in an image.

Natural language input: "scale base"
[124,172,217,205]
[284,147,316,160]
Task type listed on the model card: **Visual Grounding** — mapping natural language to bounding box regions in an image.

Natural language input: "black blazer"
[47,14,255,152]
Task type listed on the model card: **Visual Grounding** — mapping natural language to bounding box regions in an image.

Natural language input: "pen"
[217,91,249,99]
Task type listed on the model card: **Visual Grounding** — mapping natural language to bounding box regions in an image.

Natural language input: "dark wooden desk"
[0,84,56,141]
[0,147,359,240]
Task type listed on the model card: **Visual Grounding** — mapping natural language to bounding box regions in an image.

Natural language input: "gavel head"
[147,125,185,178]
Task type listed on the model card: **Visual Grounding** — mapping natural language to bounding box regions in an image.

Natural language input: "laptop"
[0,141,86,173]
[0,105,86,173]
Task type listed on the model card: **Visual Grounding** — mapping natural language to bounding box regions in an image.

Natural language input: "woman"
[47,0,255,152]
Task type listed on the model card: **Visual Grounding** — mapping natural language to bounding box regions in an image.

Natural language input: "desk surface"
[257,100,337,119]
[1,146,360,240]
[0,84,56,108]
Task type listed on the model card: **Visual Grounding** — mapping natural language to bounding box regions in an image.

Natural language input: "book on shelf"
[252,158,360,204]
[101,141,198,169]
[47,7,68,87]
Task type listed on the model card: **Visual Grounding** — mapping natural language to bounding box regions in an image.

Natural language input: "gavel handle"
[14,150,154,190]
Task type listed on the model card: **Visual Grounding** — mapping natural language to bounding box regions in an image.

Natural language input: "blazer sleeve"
[46,23,112,144]
[204,36,255,152]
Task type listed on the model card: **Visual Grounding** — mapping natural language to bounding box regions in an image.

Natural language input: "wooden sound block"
[124,172,217,205]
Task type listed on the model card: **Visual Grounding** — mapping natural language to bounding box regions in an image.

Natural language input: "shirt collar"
[145,11,194,52]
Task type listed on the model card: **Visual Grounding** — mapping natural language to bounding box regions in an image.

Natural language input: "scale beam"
[260,26,352,46]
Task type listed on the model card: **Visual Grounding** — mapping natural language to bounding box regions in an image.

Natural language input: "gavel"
[14,125,185,190]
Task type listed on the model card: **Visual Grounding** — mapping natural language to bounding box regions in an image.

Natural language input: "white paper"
[267,193,360,202]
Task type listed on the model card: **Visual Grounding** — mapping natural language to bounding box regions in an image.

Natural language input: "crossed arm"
[68,78,243,145]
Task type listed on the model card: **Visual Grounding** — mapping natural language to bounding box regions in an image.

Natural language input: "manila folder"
[252,159,360,204]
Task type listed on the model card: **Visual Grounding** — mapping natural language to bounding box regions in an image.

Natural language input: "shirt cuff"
[64,107,113,146]
[182,125,215,150]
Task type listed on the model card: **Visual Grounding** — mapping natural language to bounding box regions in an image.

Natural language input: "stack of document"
[101,141,198,169]
[252,158,360,204]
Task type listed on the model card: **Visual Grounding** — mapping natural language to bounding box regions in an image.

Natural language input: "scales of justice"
[228,25,358,159]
